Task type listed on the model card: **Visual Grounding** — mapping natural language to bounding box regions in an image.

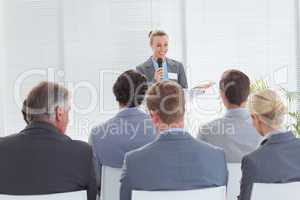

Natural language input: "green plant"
[279,87,300,136]
[287,112,300,135]
[250,79,269,93]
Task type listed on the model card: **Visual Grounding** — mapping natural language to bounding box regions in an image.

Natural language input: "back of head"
[113,70,148,107]
[146,80,185,124]
[248,89,287,127]
[219,69,250,106]
[25,81,69,123]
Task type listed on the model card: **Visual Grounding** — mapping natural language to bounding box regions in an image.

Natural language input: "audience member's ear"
[149,111,160,125]
[55,106,64,122]
[251,114,257,123]
[251,114,264,136]
[256,115,264,127]
[22,99,29,124]
[219,90,227,104]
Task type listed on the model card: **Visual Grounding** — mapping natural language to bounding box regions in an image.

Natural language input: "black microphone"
[157,58,163,68]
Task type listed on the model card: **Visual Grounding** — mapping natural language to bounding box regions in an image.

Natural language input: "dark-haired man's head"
[25,81,70,134]
[219,69,250,109]
[113,70,148,108]
[146,80,185,132]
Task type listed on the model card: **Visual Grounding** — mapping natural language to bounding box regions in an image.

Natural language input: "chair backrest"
[227,163,242,200]
[132,186,226,200]
[100,166,122,200]
[0,191,86,200]
[251,182,300,200]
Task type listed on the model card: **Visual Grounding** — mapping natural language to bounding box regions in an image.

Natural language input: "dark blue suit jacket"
[89,107,156,191]
[239,131,300,200]
[120,130,228,200]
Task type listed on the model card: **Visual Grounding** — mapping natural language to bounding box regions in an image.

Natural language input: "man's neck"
[225,102,246,110]
[31,119,64,135]
[119,104,126,110]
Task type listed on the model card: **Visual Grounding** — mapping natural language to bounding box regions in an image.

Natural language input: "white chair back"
[132,186,226,200]
[251,182,300,200]
[227,163,242,200]
[100,166,122,200]
[0,191,86,200]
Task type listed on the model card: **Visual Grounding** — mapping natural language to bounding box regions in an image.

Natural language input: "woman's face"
[151,35,169,59]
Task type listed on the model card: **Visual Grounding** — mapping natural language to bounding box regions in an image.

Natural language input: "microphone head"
[157,58,163,68]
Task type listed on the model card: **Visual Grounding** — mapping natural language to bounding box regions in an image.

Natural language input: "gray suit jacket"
[239,131,300,200]
[136,57,188,88]
[89,107,156,191]
[120,130,228,200]
[197,108,261,162]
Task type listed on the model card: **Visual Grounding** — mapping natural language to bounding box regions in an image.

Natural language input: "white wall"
[62,0,184,140]
[185,0,297,133]
[0,0,184,140]
[2,0,63,135]
[186,0,296,87]
[0,0,298,140]
[0,0,6,136]
[297,0,300,110]
[62,0,154,139]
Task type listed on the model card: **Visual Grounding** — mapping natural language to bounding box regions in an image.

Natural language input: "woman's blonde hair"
[248,89,287,127]
[148,30,168,44]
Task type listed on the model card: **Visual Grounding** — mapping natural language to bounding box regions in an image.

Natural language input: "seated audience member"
[197,69,261,162]
[120,81,228,200]
[89,70,156,190]
[239,89,300,200]
[0,82,96,200]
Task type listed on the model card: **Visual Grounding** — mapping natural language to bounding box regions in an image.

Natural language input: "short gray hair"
[24,81,69,122]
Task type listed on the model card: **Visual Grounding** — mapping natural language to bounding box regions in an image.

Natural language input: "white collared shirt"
[160,128,186,135]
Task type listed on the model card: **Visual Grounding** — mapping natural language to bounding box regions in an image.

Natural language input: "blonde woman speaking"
[136,30,188,88]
